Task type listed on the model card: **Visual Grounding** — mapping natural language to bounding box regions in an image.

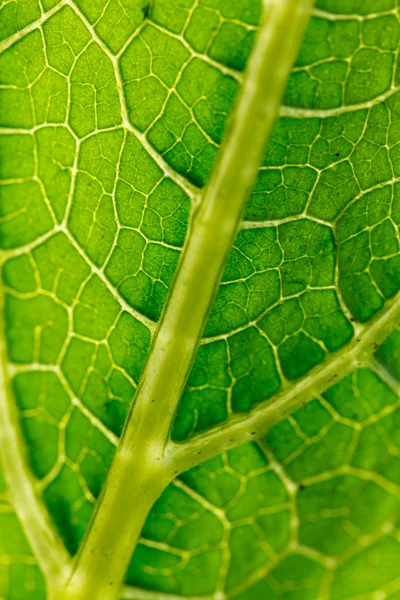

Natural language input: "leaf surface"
[1,1,400,599]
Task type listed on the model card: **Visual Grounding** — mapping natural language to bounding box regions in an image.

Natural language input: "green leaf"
[1,1,400,600]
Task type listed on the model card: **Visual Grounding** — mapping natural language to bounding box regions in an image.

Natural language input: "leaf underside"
[1,0,400,599]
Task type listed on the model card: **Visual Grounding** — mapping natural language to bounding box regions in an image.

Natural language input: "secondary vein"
[0,289,70,583]
[169,291,400,473]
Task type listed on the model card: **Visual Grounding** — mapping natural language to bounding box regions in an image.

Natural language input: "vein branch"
[168,291,400,473]
[0,0,67,53]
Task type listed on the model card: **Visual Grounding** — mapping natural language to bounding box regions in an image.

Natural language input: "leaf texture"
[1,0,400,599]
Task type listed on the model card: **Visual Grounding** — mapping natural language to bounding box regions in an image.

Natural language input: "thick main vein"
[57,2,315,600]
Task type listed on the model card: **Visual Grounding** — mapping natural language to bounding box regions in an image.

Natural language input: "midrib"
[54,2,316,599]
